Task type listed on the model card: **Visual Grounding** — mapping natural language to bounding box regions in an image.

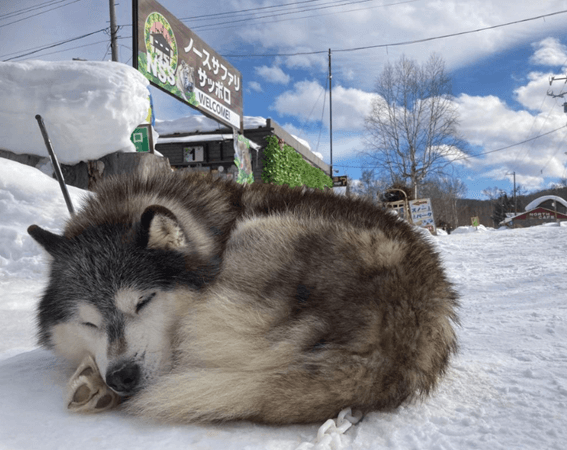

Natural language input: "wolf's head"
[28,205,219,396]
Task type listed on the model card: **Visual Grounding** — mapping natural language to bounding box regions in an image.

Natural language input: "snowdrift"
[0,60,149,164]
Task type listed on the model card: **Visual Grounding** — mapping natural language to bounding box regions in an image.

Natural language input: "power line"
[118,0,416,31]
[451,125,567,162]
[512,93,555,168]
[316,76,330,153]
[2,28,108,61]
[28,40,111,59]
[224,9,567,57]
[117,8,567,60]
[0,0,85,29]
[333,125,567,169]
[179,0,355,22]
[0,0,64,20]
[1,34,96,59]
[190,0,420,32]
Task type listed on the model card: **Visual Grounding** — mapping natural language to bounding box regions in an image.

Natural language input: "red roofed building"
[501,195,567,227]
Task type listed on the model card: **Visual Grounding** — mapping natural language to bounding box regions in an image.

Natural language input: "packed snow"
[0,60,149,164]
[0,158,565,449]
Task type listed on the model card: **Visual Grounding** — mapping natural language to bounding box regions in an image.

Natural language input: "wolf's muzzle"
[106,362,140,395]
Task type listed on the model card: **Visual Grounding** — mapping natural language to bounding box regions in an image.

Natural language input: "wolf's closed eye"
[136,292,156,314]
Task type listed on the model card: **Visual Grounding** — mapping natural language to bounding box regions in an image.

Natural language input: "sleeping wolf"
[28,171,459,424]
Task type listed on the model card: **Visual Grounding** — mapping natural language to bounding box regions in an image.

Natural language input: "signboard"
[133,0,243,130]
[409,198,436,233]
[130,124,154,153]
[332,175,348,187]
[233,133,254,184]
[521,207,567,221]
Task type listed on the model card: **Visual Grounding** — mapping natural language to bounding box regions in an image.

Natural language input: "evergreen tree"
[491,193,514,226]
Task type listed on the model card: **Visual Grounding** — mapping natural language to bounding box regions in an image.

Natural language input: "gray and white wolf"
[28,171,459,424]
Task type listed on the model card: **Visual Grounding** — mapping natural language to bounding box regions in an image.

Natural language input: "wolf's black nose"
[106,363,140,395]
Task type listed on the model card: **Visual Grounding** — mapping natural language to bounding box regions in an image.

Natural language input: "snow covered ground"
[1,158,566,449]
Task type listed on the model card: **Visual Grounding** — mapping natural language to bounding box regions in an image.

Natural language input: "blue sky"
[2,0,567,199]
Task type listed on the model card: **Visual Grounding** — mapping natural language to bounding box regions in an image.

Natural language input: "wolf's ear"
[139,205,188,251]
[28,225,65,256]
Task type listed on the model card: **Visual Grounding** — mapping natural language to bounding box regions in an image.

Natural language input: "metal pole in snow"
[328,48,333,180]
[35,115,75,216]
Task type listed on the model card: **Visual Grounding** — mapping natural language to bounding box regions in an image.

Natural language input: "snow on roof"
[155,115,267,135]
[524,195,567,211]
[158,133,260,150]
[0,60,150,165]
[291,134,312,151]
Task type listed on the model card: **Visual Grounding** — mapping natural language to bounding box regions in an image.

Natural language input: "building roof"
[501,206,567,224]
[524,195,567,211]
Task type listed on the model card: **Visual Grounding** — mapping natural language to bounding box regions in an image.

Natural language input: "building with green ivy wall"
[155,116,330,184]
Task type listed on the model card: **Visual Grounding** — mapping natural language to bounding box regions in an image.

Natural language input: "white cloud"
[455,92,567,190]
[272,80,374,131]
[438,145,474,168]
[514,71,556,111]
[279,121,366,169]
[254,65,291,84]
[247,81,263,93]
[234,0,567,90]
[530,37,567,66]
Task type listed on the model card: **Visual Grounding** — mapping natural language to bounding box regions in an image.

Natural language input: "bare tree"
[347,170,388,203]
[421,176,467,228]
[362,54,467,198]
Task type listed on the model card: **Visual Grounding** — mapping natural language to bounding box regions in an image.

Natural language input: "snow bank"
[0,60,149,164]
[451,224,494,234]
[0,158,86,280]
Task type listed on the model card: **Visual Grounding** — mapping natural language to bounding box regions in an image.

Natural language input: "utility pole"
[109,0,119,62]
[513,171,517,215]
[507,171,517,215]
[328,48,333,180]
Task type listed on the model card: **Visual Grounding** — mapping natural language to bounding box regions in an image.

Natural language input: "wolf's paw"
[66,355,121,413]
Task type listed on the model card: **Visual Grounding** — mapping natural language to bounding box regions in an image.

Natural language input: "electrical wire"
[29,39,110,59]
[513,56,567,170]
[23,5,562,62]
[0,0,65,20]
[0,0,85,29]
[333,125,567,169]
[179,0,365,22]
[2,28,108,61]
[191,0,419,32]
[512,94,554,168]
[451,125,567,162]
[538,102,567,175]
[315,76,329,154]
[224,9,567,57]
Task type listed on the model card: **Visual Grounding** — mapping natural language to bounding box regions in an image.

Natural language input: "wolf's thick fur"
[29,171,459,424]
